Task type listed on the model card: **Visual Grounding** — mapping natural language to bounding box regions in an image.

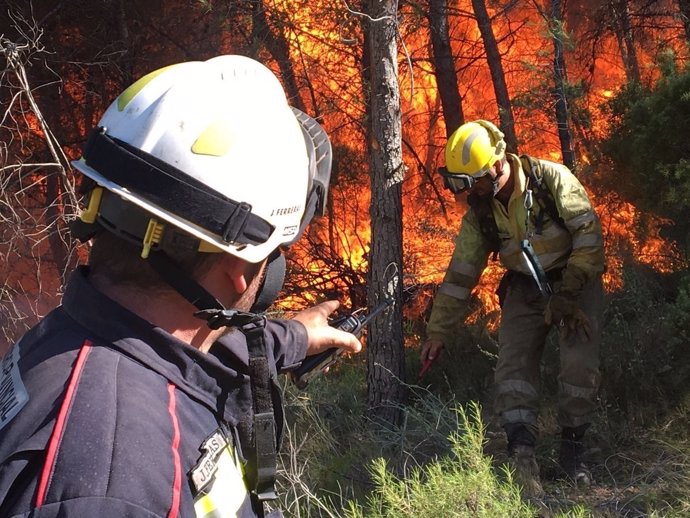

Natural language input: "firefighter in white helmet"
[0,55,361,518]
[421,120,605,497]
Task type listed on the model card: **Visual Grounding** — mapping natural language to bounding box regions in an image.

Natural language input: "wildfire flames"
[271,1,688,336]
[1,0,687,353]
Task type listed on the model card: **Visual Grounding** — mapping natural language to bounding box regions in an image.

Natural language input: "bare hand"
[420,338,444,363]
[292,300,362,356]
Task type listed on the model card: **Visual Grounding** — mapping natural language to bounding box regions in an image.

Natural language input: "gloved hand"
[544,293,592,341]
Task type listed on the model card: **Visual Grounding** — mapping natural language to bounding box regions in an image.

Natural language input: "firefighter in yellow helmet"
[421,120,605,497]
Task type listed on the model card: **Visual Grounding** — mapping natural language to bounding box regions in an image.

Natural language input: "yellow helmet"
[444,120,506,176]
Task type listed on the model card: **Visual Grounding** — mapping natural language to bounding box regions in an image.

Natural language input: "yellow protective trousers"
[494,271,604,431]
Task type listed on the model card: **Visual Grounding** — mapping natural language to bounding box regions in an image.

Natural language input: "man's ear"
[222,254,250,294]
[492,163,501,179]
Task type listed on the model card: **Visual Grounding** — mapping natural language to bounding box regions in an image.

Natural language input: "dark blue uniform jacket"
[0,267,307,517]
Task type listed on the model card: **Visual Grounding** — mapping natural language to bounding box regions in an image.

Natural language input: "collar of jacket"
[60,266,252,426]
[506,153,529,200]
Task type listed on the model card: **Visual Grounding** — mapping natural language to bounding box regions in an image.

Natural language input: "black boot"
[504,423,544,498]
[559,423,592,487]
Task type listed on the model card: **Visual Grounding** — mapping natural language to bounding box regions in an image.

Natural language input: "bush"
[343,403,536,518]
[600,55,690,253]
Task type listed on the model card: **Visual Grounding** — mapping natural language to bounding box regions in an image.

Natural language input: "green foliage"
[594,267,690,430]
[662,273,690,405]
[344,403,535,518]
[667,273,690,334]
[404,325,496,404]
[601,56,690,251]
[277,308,690,516]
[276,264,690,517]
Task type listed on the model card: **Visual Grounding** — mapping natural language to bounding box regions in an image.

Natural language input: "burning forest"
[2,0,690,515]
[1,1,687,344]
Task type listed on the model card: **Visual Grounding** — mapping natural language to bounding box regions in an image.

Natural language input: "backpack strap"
[466,156,567,261]
[467,191,500,260]
[520,155,565,234]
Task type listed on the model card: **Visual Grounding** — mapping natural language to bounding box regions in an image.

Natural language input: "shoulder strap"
[519,155,565,233]
[467,192,500,260]
[237,318,282,517]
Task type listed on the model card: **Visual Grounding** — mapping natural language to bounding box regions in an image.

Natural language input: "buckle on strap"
[194,308,261,330]
[222,202,251,243]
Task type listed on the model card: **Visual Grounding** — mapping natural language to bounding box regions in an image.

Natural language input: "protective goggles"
[438,167,490,194]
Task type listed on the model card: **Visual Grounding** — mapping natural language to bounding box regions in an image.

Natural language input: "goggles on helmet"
[438,166,490,194]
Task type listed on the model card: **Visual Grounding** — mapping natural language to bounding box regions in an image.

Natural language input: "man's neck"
[91,275,223,352]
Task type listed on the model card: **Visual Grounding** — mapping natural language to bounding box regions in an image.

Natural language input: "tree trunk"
[365,0,405,427]
[679,0,690,45]
[251,0,306,111]
[471,0,518,153]
[428,0,463,136]
[550,0,576,172]
[612,0,640,83]
[117,0,133,86]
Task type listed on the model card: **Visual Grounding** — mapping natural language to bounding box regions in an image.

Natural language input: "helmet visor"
[438,167,489,194]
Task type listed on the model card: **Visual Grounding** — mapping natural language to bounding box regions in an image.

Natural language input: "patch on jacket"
[0,342,29,431]
[191,428,248,516]
[191,429,228,492]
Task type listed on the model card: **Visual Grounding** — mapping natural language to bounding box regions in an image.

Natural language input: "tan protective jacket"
[426,153,605,343]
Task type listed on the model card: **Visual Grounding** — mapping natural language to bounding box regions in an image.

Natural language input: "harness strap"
[468,155,567,261]
[520,155,565,234]
[242,319,280,515]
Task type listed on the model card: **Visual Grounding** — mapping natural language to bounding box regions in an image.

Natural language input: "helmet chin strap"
[145,248,287,330]
[146,250,276,330]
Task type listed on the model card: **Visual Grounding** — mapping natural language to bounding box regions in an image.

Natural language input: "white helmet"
[72,55,330,264]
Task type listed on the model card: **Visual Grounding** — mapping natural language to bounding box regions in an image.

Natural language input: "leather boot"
[505,423,544,499]
[559,424,592,487]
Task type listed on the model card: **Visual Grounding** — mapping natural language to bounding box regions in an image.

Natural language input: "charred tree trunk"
[117,0,133,86]
[251,0,306,111]
[471,0,518,153]
[550,0,576,172]
[679,0,690,45]
[365,0,405,427]
[612,0,640,83]
[428,0,463,136]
